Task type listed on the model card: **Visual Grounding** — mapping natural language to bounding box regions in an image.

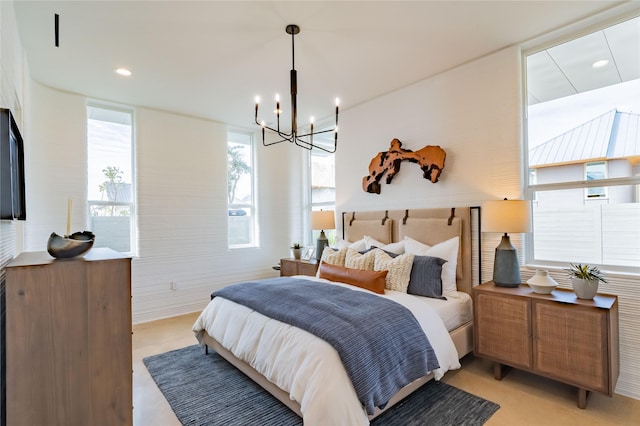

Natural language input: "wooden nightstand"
[473,281,619,409]
[280,258,319,277]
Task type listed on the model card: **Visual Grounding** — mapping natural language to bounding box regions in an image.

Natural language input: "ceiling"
[527,15,639,105]
[12,1,636,129]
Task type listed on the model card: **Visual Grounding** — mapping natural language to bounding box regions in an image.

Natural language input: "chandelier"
[254,24,339,153]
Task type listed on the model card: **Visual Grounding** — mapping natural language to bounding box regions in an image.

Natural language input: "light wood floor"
[133,312,640,426]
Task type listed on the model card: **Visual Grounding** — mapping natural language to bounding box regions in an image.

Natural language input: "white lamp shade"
[483,199,532,234]
[311,210,335,230]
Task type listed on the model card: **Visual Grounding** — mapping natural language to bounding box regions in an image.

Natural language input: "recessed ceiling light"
[592,60,609,69]
[115,68,132,77]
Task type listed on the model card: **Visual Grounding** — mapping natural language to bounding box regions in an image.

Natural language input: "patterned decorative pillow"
[345,247,377,270]
[374,250,415,292]
[320,247,347,267]
[315,247,347,278]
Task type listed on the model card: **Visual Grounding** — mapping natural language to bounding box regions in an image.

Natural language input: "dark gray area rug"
[143,344,499,426]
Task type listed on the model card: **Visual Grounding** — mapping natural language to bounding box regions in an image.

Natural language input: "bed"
[193,207,480,425]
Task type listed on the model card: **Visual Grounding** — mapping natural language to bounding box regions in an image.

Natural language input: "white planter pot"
[291,248,301,260]
[572,277,599,299]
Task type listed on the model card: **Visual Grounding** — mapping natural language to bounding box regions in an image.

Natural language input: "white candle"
[66,197,72,236]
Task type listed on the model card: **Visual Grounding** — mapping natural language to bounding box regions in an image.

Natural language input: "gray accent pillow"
[407,255,447,300]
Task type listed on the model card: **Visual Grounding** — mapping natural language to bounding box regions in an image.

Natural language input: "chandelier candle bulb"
[254,97,260,120]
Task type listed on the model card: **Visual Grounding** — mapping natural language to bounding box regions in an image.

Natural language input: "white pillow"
[404,236,459,295]
[335,237,366,252]
[349,238,367,252]
[379,240,405,255]
[364,236,404,254]
[374,250,414,292]
[364,235,385,249]
[345,247,377,270]
[334,237,349,250]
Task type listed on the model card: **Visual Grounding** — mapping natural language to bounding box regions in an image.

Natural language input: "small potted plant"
[291,242,302,260]
[566,263,607,300]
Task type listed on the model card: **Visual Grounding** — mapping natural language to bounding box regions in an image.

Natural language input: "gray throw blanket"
[212,277,439,415]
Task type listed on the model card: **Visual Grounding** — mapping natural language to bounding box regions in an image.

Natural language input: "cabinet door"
[475,292,532,369]
[6,261,91,425]
[280,259,298,276]
[87,258,132,425]
[297,262,318,277]
[533,301,608,393]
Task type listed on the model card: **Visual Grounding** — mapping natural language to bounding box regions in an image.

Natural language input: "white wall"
[337,46,523,214]
[24,83,304,323]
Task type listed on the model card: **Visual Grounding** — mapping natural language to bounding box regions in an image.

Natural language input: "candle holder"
[47,231,95,259]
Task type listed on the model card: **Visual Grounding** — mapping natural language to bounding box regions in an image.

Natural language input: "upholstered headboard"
[340,207,480,295]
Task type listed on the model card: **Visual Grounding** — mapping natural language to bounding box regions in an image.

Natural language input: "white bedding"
[192,276,461,426]
[417,290,473,331]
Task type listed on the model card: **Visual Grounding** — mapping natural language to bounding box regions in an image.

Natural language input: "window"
[310,134,336,246]
[525,16,640,271]
[87,105,135,254]
[585,161,607,199]
[227,131,256,248]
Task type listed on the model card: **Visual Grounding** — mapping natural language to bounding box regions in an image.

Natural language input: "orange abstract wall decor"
[362,138,446,194]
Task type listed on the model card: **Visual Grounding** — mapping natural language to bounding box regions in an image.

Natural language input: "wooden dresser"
[4,248,132,426]
[280,258,319,277]
[473,281,619,408]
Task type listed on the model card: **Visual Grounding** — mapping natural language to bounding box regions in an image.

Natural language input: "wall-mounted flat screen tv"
[0,108,26,220]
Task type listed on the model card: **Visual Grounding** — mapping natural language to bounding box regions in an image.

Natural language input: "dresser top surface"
[7,247,130,268]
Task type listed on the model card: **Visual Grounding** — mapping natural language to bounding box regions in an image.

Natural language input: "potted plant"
[566,263,607,300]
[291,243,302,260]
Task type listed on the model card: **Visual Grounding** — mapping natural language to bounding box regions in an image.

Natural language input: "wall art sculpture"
[362,138,446,194]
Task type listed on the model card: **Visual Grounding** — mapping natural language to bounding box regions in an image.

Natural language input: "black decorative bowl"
[47,231,95,259]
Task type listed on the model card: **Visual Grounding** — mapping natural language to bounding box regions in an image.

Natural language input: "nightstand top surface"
[474,281,616,310]
[282,258,318,264]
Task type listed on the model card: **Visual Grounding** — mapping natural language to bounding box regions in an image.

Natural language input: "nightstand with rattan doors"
[280,258,319,277]
[473,281,619,409]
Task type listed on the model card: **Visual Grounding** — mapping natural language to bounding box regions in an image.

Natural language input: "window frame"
[86,103,137,256]
[227,129,258,249]
[522,14,640,274]
[585,161,608,199]
[308,130,336,247]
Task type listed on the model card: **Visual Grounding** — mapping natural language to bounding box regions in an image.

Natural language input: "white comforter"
[192,276,460,426]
